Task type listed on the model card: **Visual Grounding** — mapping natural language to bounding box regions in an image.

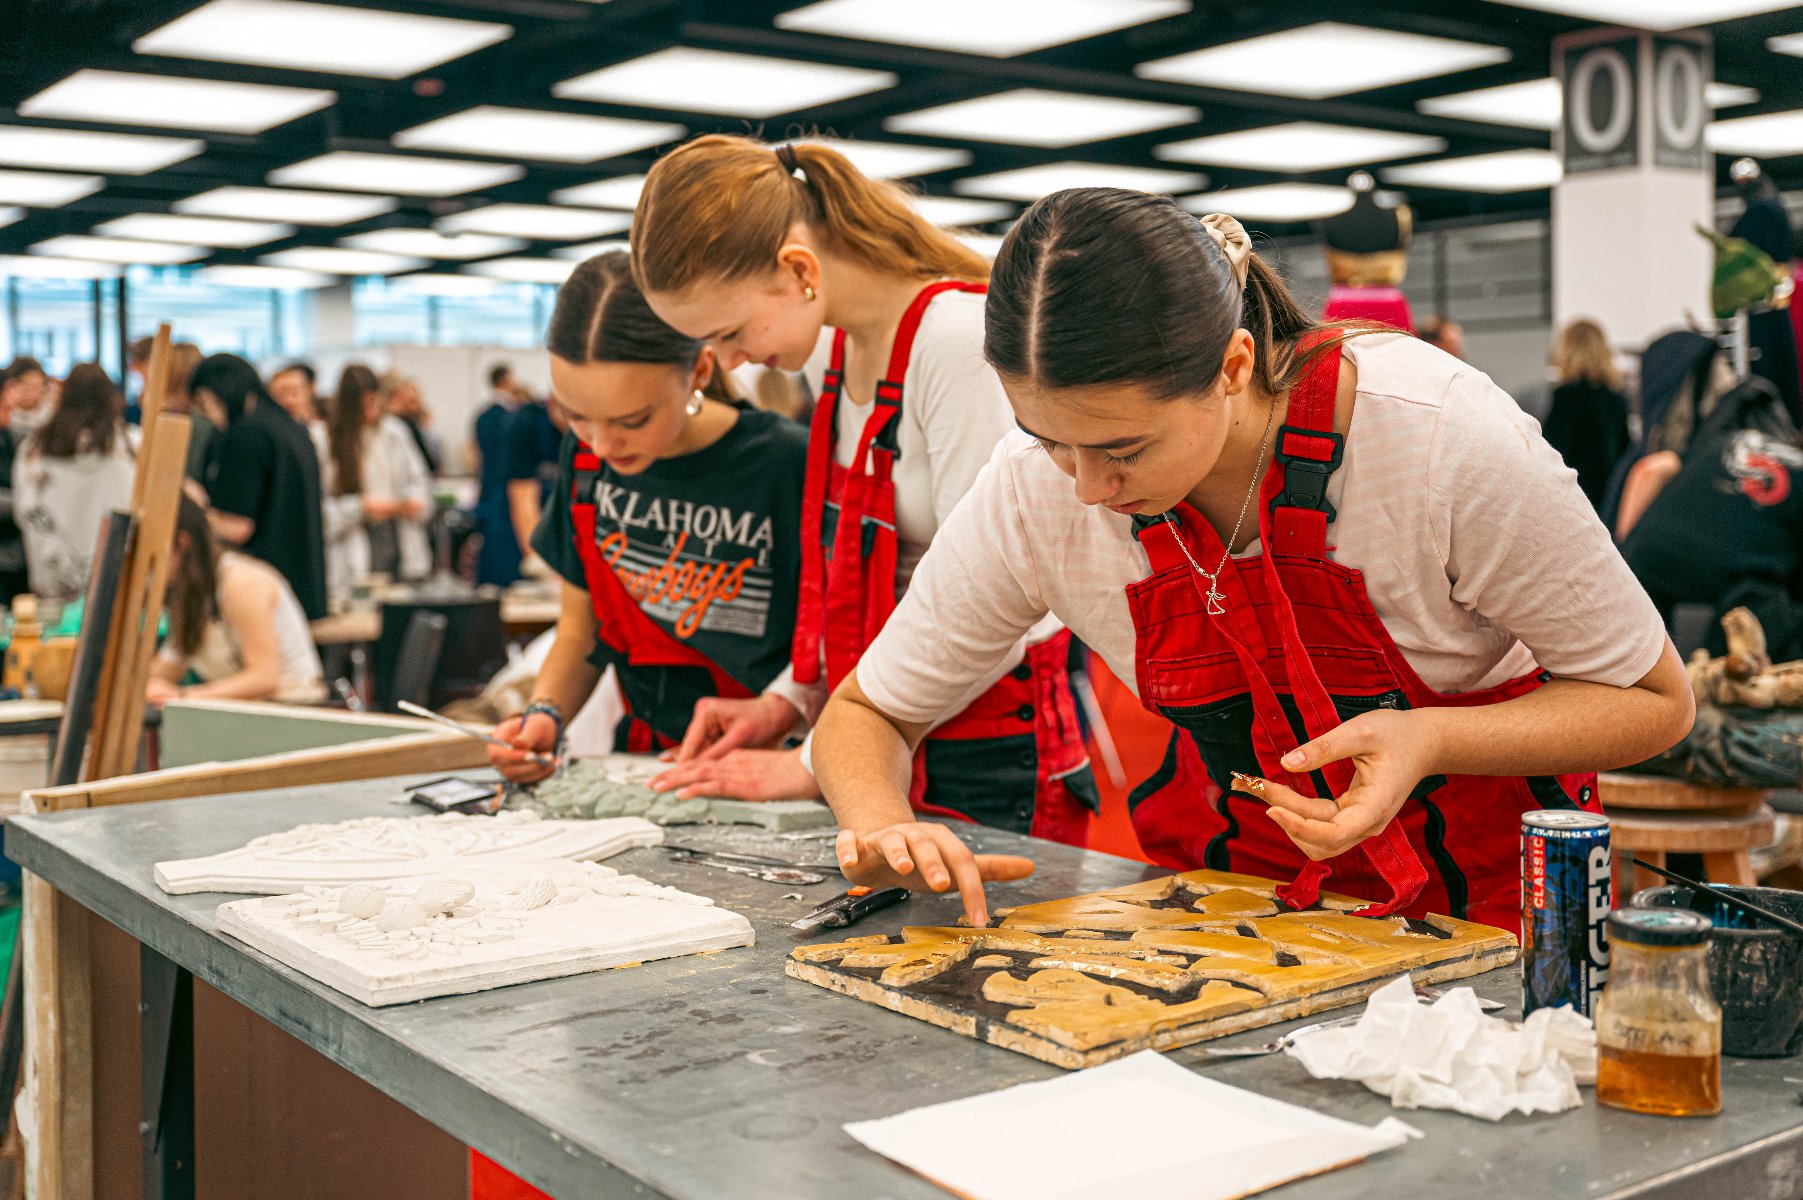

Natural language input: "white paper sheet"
[843,1050,1417,1200]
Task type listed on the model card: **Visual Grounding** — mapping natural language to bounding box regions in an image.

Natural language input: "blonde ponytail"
[633,133,988,296]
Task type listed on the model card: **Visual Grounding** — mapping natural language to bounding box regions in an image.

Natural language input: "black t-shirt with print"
[533,407,808,744]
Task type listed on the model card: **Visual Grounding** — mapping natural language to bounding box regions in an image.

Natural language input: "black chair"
[373,595,504,711]
[386,610,448,713]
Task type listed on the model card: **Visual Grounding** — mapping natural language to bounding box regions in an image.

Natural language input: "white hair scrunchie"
[1197,212,1252,290]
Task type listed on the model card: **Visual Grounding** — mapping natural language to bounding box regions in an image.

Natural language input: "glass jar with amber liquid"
[1595,908,1721,1117]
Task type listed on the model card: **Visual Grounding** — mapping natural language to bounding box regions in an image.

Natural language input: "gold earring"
[687,390,704,416]
[803,285,817,302]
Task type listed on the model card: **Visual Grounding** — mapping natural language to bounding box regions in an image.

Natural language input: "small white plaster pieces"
[153,810,663,895]
[217,859,755,1006]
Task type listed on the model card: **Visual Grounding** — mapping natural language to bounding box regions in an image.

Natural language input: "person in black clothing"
[190,354,328,621]
[503,388,563,574]
[1544,318,1631,509]
[0,360,35,602]
[487,252,808,787]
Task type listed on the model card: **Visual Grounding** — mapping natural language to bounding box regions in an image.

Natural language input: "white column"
[1551,27,1713,351]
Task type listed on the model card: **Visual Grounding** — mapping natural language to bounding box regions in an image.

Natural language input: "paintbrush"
[397,700,558,770]
[1629,856,1803,938]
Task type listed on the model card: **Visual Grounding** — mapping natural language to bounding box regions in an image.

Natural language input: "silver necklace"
[1163,400,1278,616]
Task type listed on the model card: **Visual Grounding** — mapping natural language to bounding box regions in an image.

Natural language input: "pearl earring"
[803,285,817,302]
[686,390,704,416]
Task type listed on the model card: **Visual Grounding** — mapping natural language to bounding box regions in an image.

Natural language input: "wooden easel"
[23,326,190,1200]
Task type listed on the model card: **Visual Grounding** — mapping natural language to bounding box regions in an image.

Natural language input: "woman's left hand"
[650,747,821,802]
[1248,709,1437,860]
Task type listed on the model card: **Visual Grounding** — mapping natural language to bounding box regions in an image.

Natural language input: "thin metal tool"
[667,852,826,887]
[397,700,556,769]
[662,845,836,871]
[1630,856,1803,938]
[1195,1014,1364,1059]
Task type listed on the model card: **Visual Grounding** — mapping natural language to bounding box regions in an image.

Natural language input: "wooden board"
[786,869,1517,1070]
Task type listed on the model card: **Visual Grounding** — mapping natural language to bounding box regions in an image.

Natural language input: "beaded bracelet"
[522,700,565,740]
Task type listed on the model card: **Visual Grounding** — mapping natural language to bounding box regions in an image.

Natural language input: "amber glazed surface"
[787,869,1518,1068]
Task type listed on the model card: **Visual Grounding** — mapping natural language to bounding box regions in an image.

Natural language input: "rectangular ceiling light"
[0,209,19,230]
[92,213,293,247]
[437,204,630,241]
[554,48,895,118]
[1156,122,1444,172]
[134,0,511,79]
[1490,1,1797,30]
[885,89,1197,148]
[466,257,575,284]
[175,186,396,225]
[953,161,1203,201]
[0,126,202,174]
[550,174,645,210]
[551,239,630,261]
[803,138,970,178]
[340,229,524,259]
[1138,22,1509,98]
[270,152,522,197]
[1419,76,1757,129]
[1775,34,1803,57]
[200,264,335,289]
[386,273,506,297]
[1181,183,1353,222]
[912,195,1015,226]
[1381,149,1562,192]
[0,255,121,280]
[776,0,1190,57]
[0,169,103,207]
[261,246,427,275]
[33,235,207,265]
[394,106,684,164]
[1708,109,1803,157]
[20,70,333,135]
[957,232,1005,258]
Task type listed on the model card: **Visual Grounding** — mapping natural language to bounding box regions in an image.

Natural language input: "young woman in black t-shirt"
[490,252,809,785]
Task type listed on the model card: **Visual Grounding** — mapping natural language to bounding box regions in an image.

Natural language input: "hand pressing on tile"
[650,746,821,801]
[835,822,1034,929]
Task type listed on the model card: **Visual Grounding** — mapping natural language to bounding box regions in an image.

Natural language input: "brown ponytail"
[632,133,988,296]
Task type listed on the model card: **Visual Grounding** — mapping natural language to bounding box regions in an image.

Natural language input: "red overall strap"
[568,447,751,699]
[791,280,987,688]
[790,333,845,685]
[1257,339,1426,915]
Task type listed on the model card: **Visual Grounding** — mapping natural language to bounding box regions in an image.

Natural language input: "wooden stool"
[1600,772,1776,895]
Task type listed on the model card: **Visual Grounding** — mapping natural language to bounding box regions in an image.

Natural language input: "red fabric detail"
[470,1151,553,1200]
[791,281,985,688]
[1124,337,1591,931]
[568,448,750,702]
[1278,430,1338,462]
[1322,286,1414,333]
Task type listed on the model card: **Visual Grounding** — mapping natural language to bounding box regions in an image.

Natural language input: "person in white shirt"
[811,190,1694,933]
[14,362,135,601]
[324,364,432,589]
[634,134,1093,844]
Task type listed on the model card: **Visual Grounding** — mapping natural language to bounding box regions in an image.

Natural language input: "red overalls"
[1125,337,1599,932]
[568,447,752,752]
[792,281,1095,844]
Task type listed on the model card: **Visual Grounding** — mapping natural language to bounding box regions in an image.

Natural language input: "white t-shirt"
[857,333,1668,725]
[764,286,1059,726]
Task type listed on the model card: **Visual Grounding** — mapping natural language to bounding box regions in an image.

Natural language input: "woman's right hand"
[488,712,559,784]
[835,822,1035,929]
[669,693,800,762]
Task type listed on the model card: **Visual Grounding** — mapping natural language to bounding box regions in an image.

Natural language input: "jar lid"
[1609,907,1712,946]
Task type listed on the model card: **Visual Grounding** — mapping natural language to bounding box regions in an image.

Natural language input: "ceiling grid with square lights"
[0,0,1798,276]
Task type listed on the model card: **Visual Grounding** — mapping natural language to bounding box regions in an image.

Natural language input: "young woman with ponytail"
[488,251,809,782]
[810,188,1693,933]
[635,134,1095,840]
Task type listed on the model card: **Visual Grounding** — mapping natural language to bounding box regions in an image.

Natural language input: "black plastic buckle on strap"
[573,465,601,507]
[873,379,904,456]
[1270,425,1343,523]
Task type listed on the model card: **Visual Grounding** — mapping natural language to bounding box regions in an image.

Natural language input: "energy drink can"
[1522,810,1612,1018]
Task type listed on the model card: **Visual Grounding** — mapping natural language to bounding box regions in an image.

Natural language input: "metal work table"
[10,778,1803,1200]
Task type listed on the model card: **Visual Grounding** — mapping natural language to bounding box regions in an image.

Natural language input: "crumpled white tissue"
[1285,976,1597,1121]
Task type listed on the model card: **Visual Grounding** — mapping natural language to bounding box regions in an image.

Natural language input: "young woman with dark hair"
[634,134,1094,838]
[812,189,1693,933]
[487,251,808,783]
[147,496,326,706]
[189,353,327,620]
[15,362,136,599]
[322,364,431,591]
